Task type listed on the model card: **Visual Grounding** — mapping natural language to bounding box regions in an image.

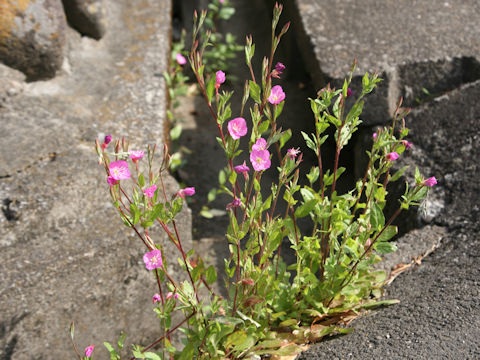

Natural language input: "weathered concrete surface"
[0,0,193,359]
[62,0,107,39]
[297,80,480,359]
[0,0,67,81]
[287,0,480,125]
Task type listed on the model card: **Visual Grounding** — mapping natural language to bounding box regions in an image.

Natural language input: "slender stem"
[129,311,196,360]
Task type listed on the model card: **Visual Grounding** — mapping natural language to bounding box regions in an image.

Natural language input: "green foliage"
[88,2,436,360]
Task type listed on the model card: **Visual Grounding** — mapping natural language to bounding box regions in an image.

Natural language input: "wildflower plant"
[80,3,437,359]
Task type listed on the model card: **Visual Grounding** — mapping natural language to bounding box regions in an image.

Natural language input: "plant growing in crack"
[73,3,437,359]
[164,0,242,174]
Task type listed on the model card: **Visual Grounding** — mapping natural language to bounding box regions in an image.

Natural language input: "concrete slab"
[0,0,193,358]
[287,0,480,124]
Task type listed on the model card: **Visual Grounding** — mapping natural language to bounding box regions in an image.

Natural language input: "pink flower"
[227,117,248,139]
[109,160,131,180]
[250,149,271,171]
[287,147,300,160]
[85,345,95,358]
[268,85,285,105]
[215,70,226,89]
[402,140,413,149]
[234,161,250,174]
[107,176,118,186]
[252,138,267,151]
[226,198,242,210]
[372,132,378,140]
[424,176,437,187]
[386,152,399,161]
[143,184,157,198]
[143,249,163,270]
[166,292,179,300]
[152,293,162,303]
[219,0,225,3]
[129,150,144,161]
[346,88,354,97]
[176,53,187,65]
[177,187,195,199]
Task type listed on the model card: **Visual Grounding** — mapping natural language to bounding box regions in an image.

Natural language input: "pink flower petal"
[109,160,131,180]
[227,117,248,140]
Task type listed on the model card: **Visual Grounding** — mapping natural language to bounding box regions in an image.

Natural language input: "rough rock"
[0,0,67,81]
[61,0,106,39]
[0,0,193,359]
[286,0,480,125]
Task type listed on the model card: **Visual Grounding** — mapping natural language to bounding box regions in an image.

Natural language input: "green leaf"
[374,241,398,253]
[170,124,182,141]
[117,331,126,350]
[249,81,261,104]
[279,129,292,149]
[219,7,235,19]
[225,330,247,348]
[359,298,400,309]
[279,318,298,327]
[274,100,285,118]
[205,265,217,284]
[104,342,120,360]
[138,173,145,188]
[295,199,317,218]
[206,75,216,103]
[391,166,408,182]
[377,225,397,242]
[144,352,161,360]
[370,203,385,230]
[301,131,316,152]
[258,120,269,134]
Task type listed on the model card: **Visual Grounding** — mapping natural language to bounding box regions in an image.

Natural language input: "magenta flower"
[107,176,118,186]
[268,85,285,105]
[287,147,301,160]
[143,184,157,198]
[226,198,242,210]
[346,88,354,97]
[101,134,112,150]
[176,53,187,65]
[85,345,95,358]
[424,176,437,187]
[386,152,399,161]
[219,0,225,3]
[216,70,226,88]
[402,140,413,149]
[177,187,195,199]
[372,132,378,140]
[143,249,163,270]
[109,160,131,180]
[272,62,285,78]
[234,161,250,174]
[152,293,162,304]
[129,150,144,161]
[275,62,285,74]
[250,149,271,171]
[227,117,248,139]
[252,137,267,151]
